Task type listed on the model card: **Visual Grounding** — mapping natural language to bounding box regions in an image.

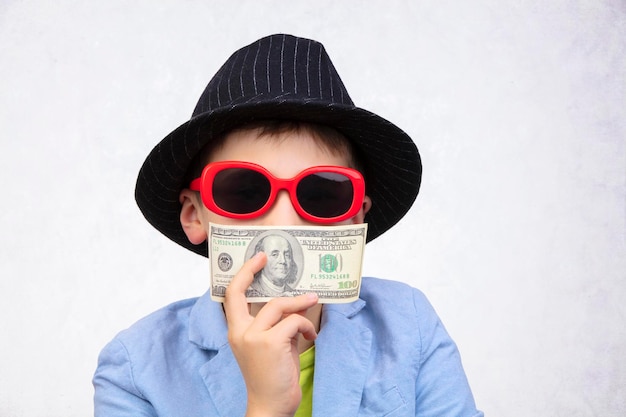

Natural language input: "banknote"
[208,223,368,303]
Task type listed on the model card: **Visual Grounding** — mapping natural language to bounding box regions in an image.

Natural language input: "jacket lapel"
[198,346,247,416]
[189,290,247,416]
[313,299,372,416]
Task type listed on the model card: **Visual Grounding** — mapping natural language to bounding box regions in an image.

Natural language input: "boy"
[94,34,483,416]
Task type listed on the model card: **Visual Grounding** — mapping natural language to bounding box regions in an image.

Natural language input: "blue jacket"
[93,277,483,416]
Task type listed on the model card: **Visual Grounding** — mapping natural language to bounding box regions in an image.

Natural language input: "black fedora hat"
[135,34,421,257]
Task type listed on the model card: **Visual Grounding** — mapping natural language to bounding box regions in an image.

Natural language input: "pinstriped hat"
[136,34,421,256]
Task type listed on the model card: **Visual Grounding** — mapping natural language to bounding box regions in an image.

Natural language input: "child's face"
[179,127,372,245]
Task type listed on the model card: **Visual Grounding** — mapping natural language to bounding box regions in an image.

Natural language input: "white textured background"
[1,1,624,416]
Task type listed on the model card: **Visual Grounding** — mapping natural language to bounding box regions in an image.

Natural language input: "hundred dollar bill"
[208,223,368,303]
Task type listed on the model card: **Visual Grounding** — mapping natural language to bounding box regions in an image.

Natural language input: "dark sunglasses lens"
[212,168,271,214]
[297,172,354,218]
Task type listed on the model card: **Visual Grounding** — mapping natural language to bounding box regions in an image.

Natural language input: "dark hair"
[183,120,365,187]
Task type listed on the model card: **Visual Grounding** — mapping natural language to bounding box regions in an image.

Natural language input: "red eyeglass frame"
[189,161,366,223]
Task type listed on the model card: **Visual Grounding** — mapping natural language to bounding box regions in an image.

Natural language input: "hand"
[223,252,319,417]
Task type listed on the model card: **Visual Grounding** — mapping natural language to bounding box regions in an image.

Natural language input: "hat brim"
[135,98,421,257]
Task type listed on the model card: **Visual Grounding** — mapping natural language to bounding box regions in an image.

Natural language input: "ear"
[179,189,208,245]
[351,195,372,224]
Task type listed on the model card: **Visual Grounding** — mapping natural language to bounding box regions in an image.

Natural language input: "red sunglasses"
[189,161,365,223]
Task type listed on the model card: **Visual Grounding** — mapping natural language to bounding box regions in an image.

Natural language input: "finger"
[271,312,318,341]
[223,252,267,323]
[228,251,267,293]
[250,293,318,331]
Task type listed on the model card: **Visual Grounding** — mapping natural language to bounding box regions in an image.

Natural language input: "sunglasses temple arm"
[189,178,201,191]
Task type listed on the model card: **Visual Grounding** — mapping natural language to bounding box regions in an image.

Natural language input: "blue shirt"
[93,277,483,416]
